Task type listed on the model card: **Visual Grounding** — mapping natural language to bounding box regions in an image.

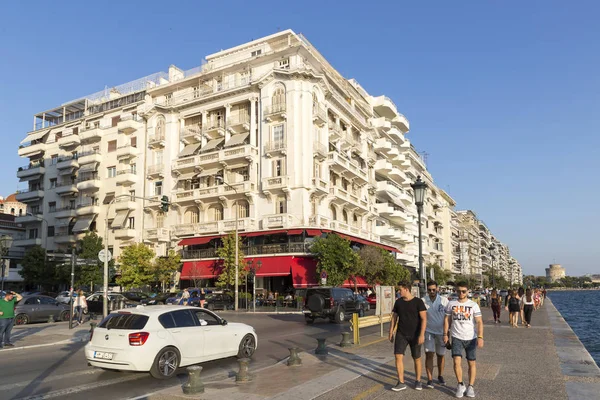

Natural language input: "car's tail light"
[129,332,150,346]
[330,296,334,308]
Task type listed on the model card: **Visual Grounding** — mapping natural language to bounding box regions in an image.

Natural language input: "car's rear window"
[99,313,149,330]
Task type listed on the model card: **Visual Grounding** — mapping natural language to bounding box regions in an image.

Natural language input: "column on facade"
[224,104,232,143]
[201,111,208,147]
[249,97,257,147]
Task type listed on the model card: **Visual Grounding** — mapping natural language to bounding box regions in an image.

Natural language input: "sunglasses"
[427,288,437,292]
[458,290,468,294]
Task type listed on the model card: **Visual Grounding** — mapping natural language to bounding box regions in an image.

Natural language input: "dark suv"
[303,287,364,324]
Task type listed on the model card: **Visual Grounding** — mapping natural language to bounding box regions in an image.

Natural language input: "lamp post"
[0,235,14,291]
[215,176,239,311]
[411,176,428,298]
[488,244,496,289]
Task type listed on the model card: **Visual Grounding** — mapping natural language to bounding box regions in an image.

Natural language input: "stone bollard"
[236,358,252,382]
[89,322,97,334]
[287,347,302,366]
[182,365,204,394]
[48,314,55,324]
[340,332,352,347]
[315,338,328,356]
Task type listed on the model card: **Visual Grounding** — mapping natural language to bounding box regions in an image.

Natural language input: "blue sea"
[548,290,600,366]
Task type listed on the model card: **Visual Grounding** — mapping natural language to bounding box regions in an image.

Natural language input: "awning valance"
[177,171,198,180]
[197,168,221,177]
[253,256,291,277]
[306,229,322,237]
[111,210,130,229]
[78,163,98,173]
[73,216,95,233]
[178,235,223,246]
[179,143,202,158]
[200,138,224,153]
[181,260,223,279]
[287,229,304,235]
[224,133,249,148]
[20,129,50,144]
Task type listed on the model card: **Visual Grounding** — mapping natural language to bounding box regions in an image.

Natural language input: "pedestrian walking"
[388,281,427,392]
[74,290,88,324]
[179,288,190,306]
[522,289,535,327]
[490,289,501,323]
[0,291,23,348]
[422,281,449,388]
[199,288,206,308]
[444,281,484,398]
[517,287,525,326]
[505,289,521,327]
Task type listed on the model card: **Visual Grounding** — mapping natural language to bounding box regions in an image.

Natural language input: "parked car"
[85,293,137,314]
[367,293,377,306]
[499,289,509,298]
[14,295,71,325]
[85,305,258,379]
[140,292,173,306]
[122,292,151,302]
[303,287,362,324]
[21,291,58,298]
[166,289,200,305]
[194,293,234,311]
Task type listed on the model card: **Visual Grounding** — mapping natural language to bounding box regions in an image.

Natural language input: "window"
[276,197,287,214]
[69,199,75,209]
[99,314,149,330]
[48,202,56,213]
[209,204,223,221]
[251,49,262,57]
[342,210,349,224]
[312,92,319,113]
[156,117,166,137]
[51,155,58,165]
[112,116,120,127]
[313,161,321,179]
[278,58,290,69]
[156,212,165,228]
[129,190,135,200]
[165,93,173,106]
[192,86,200,99]
[155,150,164,165]
[273,124,284,146]
[231,167,249,182]
[107,166,116,178]
[130,163,137,174]
[28,229,38,239]
[272,86,285,109]
[130,136,137,147]
[194,310,220,326]
[154,181,163,196]
[237,200,249,219]
[108,140,117,152]
[158,313,176,329]
[39,297,58,306]
[184,207,200,224]
[128,217,135,229]
[240,71,250,85]
[329,205,337,220]
[311,198,317,215]
[47,226,55,237]
[171,310,196,328]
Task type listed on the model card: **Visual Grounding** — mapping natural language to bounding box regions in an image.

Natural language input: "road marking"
[12,374,145,400]
[0,369,100,391]
[352,383,383,400]
[1,338,88,352]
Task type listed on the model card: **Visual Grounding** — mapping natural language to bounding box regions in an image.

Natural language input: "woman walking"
[522,289,535,328]
[199,289,206,308]
[74,290,87,324]
[505,290,521,327]
[490,290,502,323]
[517,287,525,326]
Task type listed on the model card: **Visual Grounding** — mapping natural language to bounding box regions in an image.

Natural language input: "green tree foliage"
[153,249,181,290]
[75,232,114,290]
[359,246,410,286]
[310,234,361,287]
[427,263,452,286]
[117,243,156,289]
[215,233,246,288]
[19,245,54,290]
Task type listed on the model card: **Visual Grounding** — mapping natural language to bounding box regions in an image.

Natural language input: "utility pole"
[69,246,75,329]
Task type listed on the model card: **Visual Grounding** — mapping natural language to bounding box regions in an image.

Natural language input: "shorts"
[424,332,445,356]
[451,337,477,361]
[509,305,520,313]
[394,334,422,359]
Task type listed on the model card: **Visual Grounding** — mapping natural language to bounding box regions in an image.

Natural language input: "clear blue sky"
[1,1,598,276]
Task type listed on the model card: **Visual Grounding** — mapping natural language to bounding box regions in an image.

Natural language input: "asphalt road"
[0,310,380,400]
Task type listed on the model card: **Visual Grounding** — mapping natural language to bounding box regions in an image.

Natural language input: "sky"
[1,1,598,276]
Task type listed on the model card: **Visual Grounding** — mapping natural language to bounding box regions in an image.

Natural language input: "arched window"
[156,116,166,138]
[272,85,286,110]
[184,207,200,224]
[236,200,250,219]
[18,209,23,216]
[329,205,337,221]
[156,212,165,228]
[209,204,223,221]
[10,208,15,215]
[342,210,349,224]
[353,214,360,227]
[312,92,319,113]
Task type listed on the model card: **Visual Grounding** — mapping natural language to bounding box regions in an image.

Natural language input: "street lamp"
[488,244,496,288]
[215,175,239,311]
[411,176,428,298]
[0,235,14,291]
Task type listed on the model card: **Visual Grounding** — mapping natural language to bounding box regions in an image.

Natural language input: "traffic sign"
[98,249,112,263]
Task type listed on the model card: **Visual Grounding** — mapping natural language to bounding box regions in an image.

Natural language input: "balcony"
[376,180,410,203]
[171,156,199,173]
[144,228,170,242]
[174,181,257,204]
[261,176,290,195]
[15,188,44,202]
[264,103,287,121]
[263,141,286,156]
[52,207,77,219]
[17,163,45,180]
[58,134,80,149]
[262,213,294,229]
[180,125,203,144]
[312,105,327,126]
[78,150,102,165]
[56,157,79,171]
[15,214,43,224]
[226,115,250,133]
[116,145,139,160]
[80,127,102,142]
[13,238,42,247]
[77,173,102,191]
[148,133,166,148]
[371,95,398,120]
[204,122,226,138]
[54,232,77,244]
[376,202,409,224]
[370,117,391,132]
[374,138,393,154]
[118,117,141,134]
[18,142,45,157]
[328,220,371,239]
[313,142,327,160]
[221,144,257,165]
[182,242,311,259]
[146,164,165,179]
[328,122,343,141]
[114,229,137,239]
[312,177,328,195]
[55,182,78,196]
[114,199,137,211]
[327,152,368,183]
[308,214,330,229]
[116,170,138,186]
[76,202,101,216]
[328,186,369,213]
[391,114,410,134]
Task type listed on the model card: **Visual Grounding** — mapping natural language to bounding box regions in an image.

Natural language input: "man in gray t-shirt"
[422,281,449,388]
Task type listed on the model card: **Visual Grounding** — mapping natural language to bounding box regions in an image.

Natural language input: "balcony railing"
[182,242,311,260]
[264,141,286,153]
[264,103,287,117]
[77,172,99,182]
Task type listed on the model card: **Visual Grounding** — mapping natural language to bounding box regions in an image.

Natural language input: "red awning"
[254,256,292,277]
[178,235,223,246]
[243,231,264,237]
[342,276,369,288]
[287,229,304,235]
[290,256,319,288]
[181,260,223,279]
[306,229,322,237]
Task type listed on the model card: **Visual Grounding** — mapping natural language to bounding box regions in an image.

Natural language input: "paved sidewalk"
[141,298,600,400]
[2,320,92,351]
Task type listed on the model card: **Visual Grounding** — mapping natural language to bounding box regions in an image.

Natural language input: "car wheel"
[334,308,345,324]
[237,334,256,358]
[60,311,70,322]
[358,307,365,318]
[15,314,29,325]
[305,316,315,324]
[83,308,89,315]
[150,347,180,379]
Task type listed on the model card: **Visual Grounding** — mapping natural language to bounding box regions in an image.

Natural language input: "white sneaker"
[455,383,466,398]
[465,385,475,397]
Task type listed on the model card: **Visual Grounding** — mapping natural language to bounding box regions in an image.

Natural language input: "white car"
[85,305,257,379]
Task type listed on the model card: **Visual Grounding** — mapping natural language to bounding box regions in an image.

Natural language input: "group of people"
[490,287,544,328]
[389,281,483,398]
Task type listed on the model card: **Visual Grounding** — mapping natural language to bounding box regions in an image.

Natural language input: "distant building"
[0,213,26,290]
[546,264,566,283]
[589,275,600,284]
[0,194,27,217]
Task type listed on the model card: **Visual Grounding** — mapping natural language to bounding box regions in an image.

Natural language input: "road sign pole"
[69,247,75,330]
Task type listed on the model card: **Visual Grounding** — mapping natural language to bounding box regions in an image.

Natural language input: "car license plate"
[94,351,114,360]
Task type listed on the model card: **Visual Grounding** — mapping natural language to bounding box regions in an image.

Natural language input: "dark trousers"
[0,318,14,345]
[523,305,534,325]
[492,304,501,321]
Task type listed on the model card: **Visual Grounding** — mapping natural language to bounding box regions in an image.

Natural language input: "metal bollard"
[287,347,302,366]
[340,332,353,347]
[182,365,204,394]
[315,338,328,355]
[236,358,252,382]
[48,314,55,324]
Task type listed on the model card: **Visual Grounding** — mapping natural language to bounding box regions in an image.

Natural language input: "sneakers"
[426,380,434,388]
[4,343,14,347]
[455,383,466,398]
[465,385,475,397]
[391,381,407,391]
[438,375,446,386]
[415,381,423,391]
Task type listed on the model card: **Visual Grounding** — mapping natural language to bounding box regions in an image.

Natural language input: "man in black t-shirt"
[388,281,427,391]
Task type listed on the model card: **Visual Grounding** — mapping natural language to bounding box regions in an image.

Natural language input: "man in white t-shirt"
[422,281,449,389]
[443,281,484,399]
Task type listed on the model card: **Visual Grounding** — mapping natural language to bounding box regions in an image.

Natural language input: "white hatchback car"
[85,305,257,379]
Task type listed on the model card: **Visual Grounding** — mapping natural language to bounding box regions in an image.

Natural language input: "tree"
[152,249,181,291]
[117,243,156,289]
[427,263,452,286]
[310,233,361,287]
[359,246,386,286]
[19,245,55,290]
[215,233,246,288]
[75,232,114,290]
